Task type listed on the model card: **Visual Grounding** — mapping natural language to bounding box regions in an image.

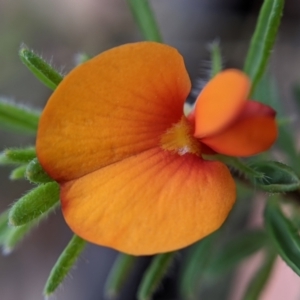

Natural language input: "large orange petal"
[201,101,277,156]
[36,42,191,182]
[60,148,236,255]
[194,69,251,138]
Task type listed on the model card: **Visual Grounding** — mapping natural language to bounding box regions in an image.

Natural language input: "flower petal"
[60,148,236,255]
[194,69,251,138]
[201,101,277,156]
[36,42,191,182]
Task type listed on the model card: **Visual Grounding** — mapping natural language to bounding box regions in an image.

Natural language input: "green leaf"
[242,248,276,300]
[137,252,176,300]
[2,223,33,255]
[9,182,59,226]
[250,161,300,192]
[180,234,216,300]
[2,147,36,164]
[244,0,284,94]
[208,40,223,78]
[44,235,86,296]
[0,98,40,134]
[2,203,58,254]
[127,0,162,42]
[265,197,300,276]
[26,158,53,183]
[19,44,63,90]
[10,165,27,180]
[104,253,136,299]
[207,230,268,275]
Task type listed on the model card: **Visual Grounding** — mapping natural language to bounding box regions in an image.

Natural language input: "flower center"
[160,116,202,156]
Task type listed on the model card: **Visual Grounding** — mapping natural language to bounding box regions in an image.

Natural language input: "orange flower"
[36,42,277,255]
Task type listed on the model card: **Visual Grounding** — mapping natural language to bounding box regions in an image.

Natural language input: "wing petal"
[37,42,191,182]
[60,148,235,255]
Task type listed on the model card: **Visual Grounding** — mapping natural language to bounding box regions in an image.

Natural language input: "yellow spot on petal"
[160,116,201,156]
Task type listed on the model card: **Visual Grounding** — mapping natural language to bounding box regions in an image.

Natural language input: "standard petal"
[36,42,191,182]
[201,101,277,156]
[194,69,251,138]
[60,148,236,255]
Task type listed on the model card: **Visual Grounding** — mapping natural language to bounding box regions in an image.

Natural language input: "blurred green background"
[1,0,300,299]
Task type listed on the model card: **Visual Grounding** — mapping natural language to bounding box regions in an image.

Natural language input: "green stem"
[127,0,162,42]
[212,155,264,179]
[137,252,176,300]
[105,253,136,299]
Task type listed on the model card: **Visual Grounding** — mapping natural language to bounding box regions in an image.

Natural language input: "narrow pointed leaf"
[19,44,63,90]
[9,182,59,226]
[244,0,284,93]
[2,223,33,255]
[127,0,162,42]
[207,230,268,275]
[3,147,36,164]
[0,98,40,134]
[137,252,176,300]
[105,253,136,299]
[265,197,300,276]
[242,248,276,300]
[10,165,27,180]
[2,203,58,254]
[44,235,86,296]
[26,158,53,183]
[250,161,300,192]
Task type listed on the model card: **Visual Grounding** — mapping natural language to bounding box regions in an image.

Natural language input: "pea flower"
[36,42,277,255]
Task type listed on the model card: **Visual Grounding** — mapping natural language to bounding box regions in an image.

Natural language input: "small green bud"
[26,158,53,183]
